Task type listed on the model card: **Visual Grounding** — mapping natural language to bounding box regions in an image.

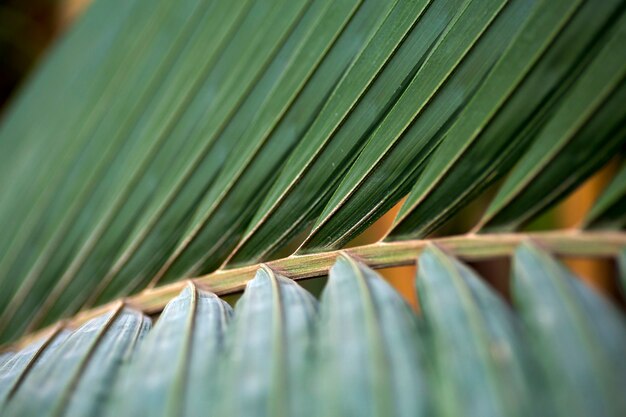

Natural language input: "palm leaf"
[417,245,543,416]
[0,0,625,415]
[39,0,254,319]
[4,0,312,340]
[108,284,231,417]
[0,0,624,341]
[217,267,317,417]
[389,0,624,239]
[2,249,624,415]
[315,254,429,417]
[513,242,626,417]
[225,0,415,265]
[301,0,535,251]
[479,13,626,231]
[150,0,368,282]
[0,328,70,406]
[4,307,150,417]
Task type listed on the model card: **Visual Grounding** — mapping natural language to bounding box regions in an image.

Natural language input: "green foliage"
[315,255,429,417]
[2,250,625,416]
[390,0,625,238]
[217,268,317,417]
[417,246,541,417]
[513,243,626,417]
[107,285,231,417]
[0,0,624,343]
[4,308,150,417]
[0,0,625,415]
[0,330,70,406]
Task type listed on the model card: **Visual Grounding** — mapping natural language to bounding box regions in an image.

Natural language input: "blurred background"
[0,0,88,111]
[1,0,621,310]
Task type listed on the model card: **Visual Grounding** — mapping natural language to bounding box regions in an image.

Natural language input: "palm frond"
[2,246,625,416]
[217,267,317,416]
[513,242,626,416]
[0,0,623,343]
[315,254,429,417]
[417,245,541,416]
[0,0,625,415]
[390,0,625,238]
[109,284,230,417]
[4,307,149,417]
[0,327,70,406]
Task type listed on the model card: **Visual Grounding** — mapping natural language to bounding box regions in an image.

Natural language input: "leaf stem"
[4,230,624,351]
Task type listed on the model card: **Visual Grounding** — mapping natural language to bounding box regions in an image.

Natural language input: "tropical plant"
[0,0,625,416]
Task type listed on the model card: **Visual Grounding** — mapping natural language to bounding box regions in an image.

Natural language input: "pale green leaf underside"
[108,284,231,417]
[2,248,625,416]
[417,246,541,417]
[217,267,317,417]
[315,254,429,417]
[513,242,626,417]
[4,307,150,417]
